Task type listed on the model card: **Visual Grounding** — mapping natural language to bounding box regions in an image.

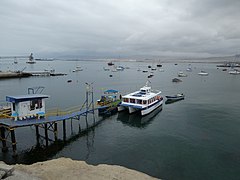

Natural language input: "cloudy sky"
[1,0,240,58]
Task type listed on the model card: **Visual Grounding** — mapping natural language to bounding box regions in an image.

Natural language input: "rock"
[0,162,15,179]
[172,78,182,82]
[14,158,158,180]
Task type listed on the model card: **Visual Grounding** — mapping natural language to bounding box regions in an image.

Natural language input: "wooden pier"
[0,84,96,156]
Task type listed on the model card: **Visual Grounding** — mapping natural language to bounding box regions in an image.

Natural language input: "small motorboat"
[108,62,114,66]
[198,71,209,76]
[228,69,240,75]
[178,71,187,77]
[166,93,185,101]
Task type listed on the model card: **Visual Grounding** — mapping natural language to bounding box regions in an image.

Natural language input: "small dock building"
[6,94,49,120]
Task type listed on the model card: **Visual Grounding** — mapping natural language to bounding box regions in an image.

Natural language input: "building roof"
[6,94,49,103]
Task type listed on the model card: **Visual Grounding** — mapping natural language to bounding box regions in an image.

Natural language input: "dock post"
[63,120,66,142]
[10,128,17,156]
[0,127,8,152]
[85,116,89,129]
[70,118,73,134]
[44,124,48,146]
[54,122,58,141]
[35,125,40,145]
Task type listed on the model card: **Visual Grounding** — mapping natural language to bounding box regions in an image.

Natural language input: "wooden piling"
[35,125,40,145]
[44,124,48,146]
[63,120,66,141]
[10,128,17,156]
[0,127,8,152]
[54,122,58,141]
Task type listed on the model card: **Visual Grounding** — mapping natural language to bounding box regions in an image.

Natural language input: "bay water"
[0,60,240,179]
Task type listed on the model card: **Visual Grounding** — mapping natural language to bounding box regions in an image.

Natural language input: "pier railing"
[46,105,85,117]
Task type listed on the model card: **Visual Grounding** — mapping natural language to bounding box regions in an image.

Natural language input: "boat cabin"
[97,89,119,106]
[6,94,49,121]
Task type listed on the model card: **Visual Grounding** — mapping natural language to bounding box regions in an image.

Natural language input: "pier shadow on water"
[2,115,104,165]
[117,106,162,128]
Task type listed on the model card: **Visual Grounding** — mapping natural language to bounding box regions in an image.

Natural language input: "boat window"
[143,100,147,104]
[123,98,129,102]
[130,99,135,103]
[137,99,142,104]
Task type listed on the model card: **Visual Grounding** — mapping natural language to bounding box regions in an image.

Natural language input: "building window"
[12,103,16,111]
[30,99,42,110]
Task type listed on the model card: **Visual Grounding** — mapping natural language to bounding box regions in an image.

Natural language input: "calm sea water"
[0,60,240,180]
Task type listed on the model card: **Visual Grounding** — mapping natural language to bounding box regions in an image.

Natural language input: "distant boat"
[142,70,148,73]
[148,72,154,78]
[14,58,18,64]
[228,69,240,75]
[103,67,110,71]
[156,60,162,67]
[198,71,209,76]
[116,66,124,71]
[72,66,83,72]
[148,65,151,68]
[186,64,192,72]
[166,93,185,101]
[151,67,157,71]
[108,62,114,66]
[178,71,187,77]
[26,53,36,64]
[159,68,164,72]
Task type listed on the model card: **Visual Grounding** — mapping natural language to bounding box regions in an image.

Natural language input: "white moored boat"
[118,81,163,116]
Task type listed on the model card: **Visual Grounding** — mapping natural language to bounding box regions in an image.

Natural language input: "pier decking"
[0,109,95,128]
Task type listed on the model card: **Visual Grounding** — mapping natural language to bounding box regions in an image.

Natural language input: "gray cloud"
[0,0,240,58]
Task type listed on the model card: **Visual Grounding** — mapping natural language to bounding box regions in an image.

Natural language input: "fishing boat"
[198,70,209,76]
[97,89,121,115]
[166,93,185,101]
[118,81,163,116]
[108,61,114,66]
[165,93,185,104]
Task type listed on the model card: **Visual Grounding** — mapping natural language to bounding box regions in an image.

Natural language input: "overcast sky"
[1,0,240,58]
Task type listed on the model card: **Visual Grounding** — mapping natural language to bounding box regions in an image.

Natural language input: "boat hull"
[141,99,163,116]
[118,99,163,116]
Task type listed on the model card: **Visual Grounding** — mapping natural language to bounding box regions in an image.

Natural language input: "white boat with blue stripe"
[118,81,163,116]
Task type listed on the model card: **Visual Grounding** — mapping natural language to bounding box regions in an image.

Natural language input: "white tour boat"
[118,82,163,116]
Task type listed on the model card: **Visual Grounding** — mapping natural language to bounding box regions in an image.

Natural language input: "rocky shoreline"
[0,157,158,180]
